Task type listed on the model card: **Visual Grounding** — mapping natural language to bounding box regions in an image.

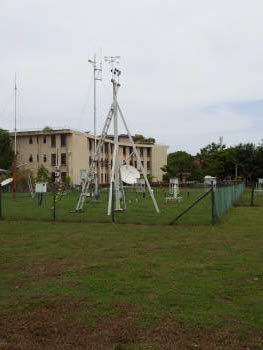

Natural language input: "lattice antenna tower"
[75,56,159,215]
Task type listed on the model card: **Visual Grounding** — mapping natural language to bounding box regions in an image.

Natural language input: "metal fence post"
[250,186,255,207]
[0,184,2,219]
[53,185,56,221]
[211,181,216,225]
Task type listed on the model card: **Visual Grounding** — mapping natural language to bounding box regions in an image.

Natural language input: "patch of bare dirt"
[0,299,262,350]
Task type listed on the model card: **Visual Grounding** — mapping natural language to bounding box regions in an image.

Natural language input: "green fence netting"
[213,183,245,223]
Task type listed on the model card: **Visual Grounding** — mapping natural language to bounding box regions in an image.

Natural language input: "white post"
[93,54,99,199]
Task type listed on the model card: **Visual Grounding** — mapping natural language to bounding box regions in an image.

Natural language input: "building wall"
[11,129,168,185]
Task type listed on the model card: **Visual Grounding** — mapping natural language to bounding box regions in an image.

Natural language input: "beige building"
[10,129,168,185]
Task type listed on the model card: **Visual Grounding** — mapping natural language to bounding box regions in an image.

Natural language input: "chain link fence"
[0,183,246,225]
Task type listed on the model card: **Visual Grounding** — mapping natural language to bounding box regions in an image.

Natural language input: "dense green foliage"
[43,126,53,131]
[162,151,203,181]
[17,168,35,190]
[36,164,51,182]
[132,134,155,144]
[164,142,263,183]
[0,129,14,170]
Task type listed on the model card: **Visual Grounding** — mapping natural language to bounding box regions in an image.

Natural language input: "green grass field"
[2,187,212,225]
[0,189,263,349]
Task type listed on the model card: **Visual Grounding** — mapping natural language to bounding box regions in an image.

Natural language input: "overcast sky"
[1,0,263,154]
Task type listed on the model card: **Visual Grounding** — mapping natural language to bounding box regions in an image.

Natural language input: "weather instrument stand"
[76,57,160,215]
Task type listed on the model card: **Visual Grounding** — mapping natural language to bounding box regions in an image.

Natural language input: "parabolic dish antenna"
[1,177,13,187]
[120,165,140,184]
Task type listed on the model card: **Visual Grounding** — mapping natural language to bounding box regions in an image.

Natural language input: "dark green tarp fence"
[212,183,245,224]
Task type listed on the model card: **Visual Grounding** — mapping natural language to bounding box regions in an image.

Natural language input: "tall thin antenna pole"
[88,54,102,200]
[13,73,17,200]
[14,73,17,155]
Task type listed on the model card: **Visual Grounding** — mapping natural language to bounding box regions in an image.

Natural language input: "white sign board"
[170,178,178,185]
[35,183,47,193]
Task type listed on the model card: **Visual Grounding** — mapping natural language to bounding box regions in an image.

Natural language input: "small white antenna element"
[1,178,13,187]
[88,54,102,201]
[105,56,121,81]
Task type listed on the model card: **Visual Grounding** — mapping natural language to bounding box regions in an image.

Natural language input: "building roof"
[10,128,169,148]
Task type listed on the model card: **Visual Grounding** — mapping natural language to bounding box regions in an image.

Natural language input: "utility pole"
[13,74,17,200]
[88,54,102,200]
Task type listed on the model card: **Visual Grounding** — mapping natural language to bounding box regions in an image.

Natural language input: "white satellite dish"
[1,177,13,187]
[120,165,140,184]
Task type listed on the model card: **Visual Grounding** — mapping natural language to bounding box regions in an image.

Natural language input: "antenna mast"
[105,56,122,209]
[88,54,102,200]
[13,74,17,200]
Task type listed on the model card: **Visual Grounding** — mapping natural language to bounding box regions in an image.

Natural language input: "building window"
[101,145,104,154]
[89,156,92,166]
[123,146,126,156]
[147,148,151,157]
[37,154,39,162]
[43,136,46,144]
[51,135,56,147]
[101,158,104,168]
[89,139,92,151]
[61,172,66,182]
[37,136,39,144]
[130,160,133,166]
[105,159,108,168]
[129,146,133,154]
[61,134,66,147]
[61,153,66,165]
[51,172,55,182]
[135,161,137,168]
[110,144,113,154]
[140,148,144,157]
[101,173,103,183]
[105,173,108,182]
[141,161,144,167]
[147,161,151,170]
[29,136,33,144]
[43,154,47,163]
[51,153,56,166]
[29,154,33,162]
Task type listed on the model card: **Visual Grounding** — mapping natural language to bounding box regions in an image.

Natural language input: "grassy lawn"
[0,200,263,349]
[2,187,213,225]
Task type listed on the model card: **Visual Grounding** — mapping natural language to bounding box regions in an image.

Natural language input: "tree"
[162,151,203,181]
[228,143,257,182]
[17,168,35,191]
[0,129,14,170]
[65,175,71,188]
[197,142,225,161]
[196,142,228,178]
[132,134,155,144]
[36,165,51,182]
[43,126,53,131]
